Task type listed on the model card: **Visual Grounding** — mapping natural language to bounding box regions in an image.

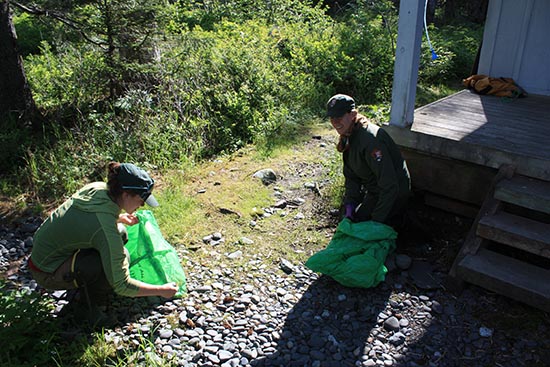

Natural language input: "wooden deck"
[386,90,550,182]
[385,90,550,309]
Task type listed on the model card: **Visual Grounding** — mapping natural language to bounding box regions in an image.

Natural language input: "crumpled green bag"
[125,210,186,297]
[305,218,397,288]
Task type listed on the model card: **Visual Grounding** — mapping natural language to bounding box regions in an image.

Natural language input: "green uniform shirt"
[31,182,140,297]
[343,115,411,223]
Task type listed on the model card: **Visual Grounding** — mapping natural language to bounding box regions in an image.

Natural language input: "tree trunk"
[0,0,42,130]
[426,0,436,25]
[444,0,456,22]
[467,0,489,24]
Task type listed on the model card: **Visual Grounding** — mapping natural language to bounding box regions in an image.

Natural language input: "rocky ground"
[2,134,550,367]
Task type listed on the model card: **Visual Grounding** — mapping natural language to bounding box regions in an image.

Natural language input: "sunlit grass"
[416,83,462,107]
[150,123,341,274]
[77,331,118,367]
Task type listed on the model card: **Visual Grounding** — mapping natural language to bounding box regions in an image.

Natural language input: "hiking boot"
[71,302,119,329]
[85,305,119,329]
[58,298,118,329]
[57,298,81,319]
[64,288,82,303]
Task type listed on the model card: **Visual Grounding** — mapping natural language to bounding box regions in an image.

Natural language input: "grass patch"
[150,123,341,280]
[416,82,462,107]
[77,331,119,367]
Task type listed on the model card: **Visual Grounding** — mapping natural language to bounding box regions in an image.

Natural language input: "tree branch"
[11,1,108,49]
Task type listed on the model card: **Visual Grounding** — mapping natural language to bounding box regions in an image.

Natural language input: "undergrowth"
[2,1,481,204]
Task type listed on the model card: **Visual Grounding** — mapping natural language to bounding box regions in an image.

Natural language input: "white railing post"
[389,0,424,127]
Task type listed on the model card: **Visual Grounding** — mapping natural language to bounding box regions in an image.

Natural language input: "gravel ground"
[4,207,550,367]
[2,135,550,367]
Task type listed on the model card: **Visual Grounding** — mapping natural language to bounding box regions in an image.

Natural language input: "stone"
[384,316,400,332]
[252,169,277,185]
[395,254,412,270]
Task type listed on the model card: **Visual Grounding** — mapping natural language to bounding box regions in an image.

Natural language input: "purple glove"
[344,203,356,220]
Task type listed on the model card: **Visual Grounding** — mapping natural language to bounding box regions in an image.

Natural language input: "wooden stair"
[448,165,550,312]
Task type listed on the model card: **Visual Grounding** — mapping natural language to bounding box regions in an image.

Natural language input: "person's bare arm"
[135,281,179,298]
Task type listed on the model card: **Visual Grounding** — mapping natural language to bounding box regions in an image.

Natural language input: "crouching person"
[326,94,411,227]
[28,161,178,327]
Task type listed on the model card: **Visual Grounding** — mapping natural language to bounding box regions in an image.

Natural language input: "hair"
[336,136,349,153]
[107,161,146,201]
[107,161,124,199]
[336,113,369,153]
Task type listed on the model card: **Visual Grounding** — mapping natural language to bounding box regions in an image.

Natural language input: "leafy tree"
[12,0,171,100]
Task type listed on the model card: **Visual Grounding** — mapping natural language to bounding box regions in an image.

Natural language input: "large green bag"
[305,218,397,288]
[125,210,186,297]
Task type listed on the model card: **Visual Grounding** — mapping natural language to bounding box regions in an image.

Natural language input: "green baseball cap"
[326,94,355,118]
[118,163,159,207]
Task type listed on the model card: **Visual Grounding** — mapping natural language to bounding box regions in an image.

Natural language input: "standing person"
[28,162,178,327]
[327,94,411,227]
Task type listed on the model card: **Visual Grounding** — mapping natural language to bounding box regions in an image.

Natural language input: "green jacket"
[31,182,140,297]
[343,115,411,223]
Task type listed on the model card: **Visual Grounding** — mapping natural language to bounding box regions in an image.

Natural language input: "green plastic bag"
[305,218,397,288]
[125,210,187,297]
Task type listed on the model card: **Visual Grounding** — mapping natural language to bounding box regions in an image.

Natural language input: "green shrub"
[25,42,109,114]
[0,116,33,177]
[0,281,59,366]
[6,0,483,202]
[13,12,55,56]
[418,23,484,85]
[332,1,398,104]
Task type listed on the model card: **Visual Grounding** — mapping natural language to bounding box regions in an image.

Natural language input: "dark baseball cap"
[118,163,159,207]
[326,94,355,118]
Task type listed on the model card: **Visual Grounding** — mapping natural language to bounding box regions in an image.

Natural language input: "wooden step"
[457,248,550,312]
[477,212,550,259]
[495,176,550,214]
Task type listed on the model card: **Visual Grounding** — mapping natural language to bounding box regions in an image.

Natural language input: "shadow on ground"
[250,198,550,367]
[251,275,392,367]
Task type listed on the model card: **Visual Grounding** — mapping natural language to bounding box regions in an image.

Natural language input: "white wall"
[479,0,550,95]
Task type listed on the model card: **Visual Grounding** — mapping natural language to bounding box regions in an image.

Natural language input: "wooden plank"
[495,176,550,214]
[418,97,550,123]
[415,93,550,122]
[400,148,496,205]
[411,121,548,157]
[447,164,515,284]
[415,105,550,137]
[416,90,550,117]
[412,114,550,148]
[411,90,550,161]
[477,212,550,258]
[458,248,550,312]
[414,110,550,138]
[412,111,550,156]
[385,124,550,182]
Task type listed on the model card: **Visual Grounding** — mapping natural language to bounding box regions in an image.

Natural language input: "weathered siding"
[479,0,550,95]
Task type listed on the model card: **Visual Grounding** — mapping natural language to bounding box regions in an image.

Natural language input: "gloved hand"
[344,203,356,220]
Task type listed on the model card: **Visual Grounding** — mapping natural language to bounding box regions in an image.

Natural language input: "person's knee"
[73,249,110,290]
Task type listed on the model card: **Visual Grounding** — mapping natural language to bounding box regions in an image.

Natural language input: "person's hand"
[344,203,356,220]
[118,213,139,226]
[158,282,179,298]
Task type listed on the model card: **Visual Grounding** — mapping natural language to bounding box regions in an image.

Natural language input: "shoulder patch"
[371,148,383,162]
